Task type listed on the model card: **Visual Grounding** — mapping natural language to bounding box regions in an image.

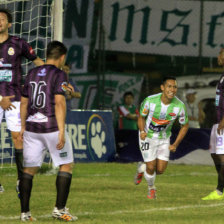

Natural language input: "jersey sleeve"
[21,39,37,61]
[178,104,189,125]
[54,71,68,95]
[139,97,149,117]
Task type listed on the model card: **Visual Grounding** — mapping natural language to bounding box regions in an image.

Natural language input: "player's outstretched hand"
[169,144,176,152]
[57,132,65,150]
[1,95,16,110]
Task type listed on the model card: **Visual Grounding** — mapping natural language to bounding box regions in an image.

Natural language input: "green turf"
[0,163,223,223]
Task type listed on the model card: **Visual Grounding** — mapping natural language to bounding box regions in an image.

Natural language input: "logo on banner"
[87,114,107,159]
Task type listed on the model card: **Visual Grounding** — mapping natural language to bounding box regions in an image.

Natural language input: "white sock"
[144,170,156,188]
[137,162,146,173]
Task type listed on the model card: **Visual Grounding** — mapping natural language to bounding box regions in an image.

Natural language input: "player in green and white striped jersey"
[134,76,189,199]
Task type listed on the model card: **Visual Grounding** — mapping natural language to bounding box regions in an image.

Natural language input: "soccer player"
[136,76,189,199]
[202,48,224,200]
[19,41,77,221]
[0,8,44,196]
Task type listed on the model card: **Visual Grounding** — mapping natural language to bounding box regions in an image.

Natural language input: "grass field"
[0,162,224,224]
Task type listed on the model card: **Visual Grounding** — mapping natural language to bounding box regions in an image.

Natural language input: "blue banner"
[66,110,116,162]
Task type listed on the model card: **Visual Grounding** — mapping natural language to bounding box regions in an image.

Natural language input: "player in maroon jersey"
[0,8,44,196]
[202,48,224,200]
[19,41,77,221]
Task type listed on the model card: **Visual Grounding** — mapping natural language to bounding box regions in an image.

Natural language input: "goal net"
[0,0,63,168]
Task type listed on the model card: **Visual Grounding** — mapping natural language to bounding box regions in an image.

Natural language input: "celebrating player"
[136,76,189,199]
[19,41,77,221]
[202,48,224,200]
[0,8,44,195]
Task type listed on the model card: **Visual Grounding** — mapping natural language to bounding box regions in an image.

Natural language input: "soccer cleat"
[0,184,4,193]
[134,172,143,185]
[21,211,36,221]
[201,190,224,200]
[16,180,20,198]
[52,207,78,222]
[147,188,157,199]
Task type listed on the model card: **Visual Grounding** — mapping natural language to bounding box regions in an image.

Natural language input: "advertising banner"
[0,110,116,164]
[100,0,224,57]
[69,72,144,110]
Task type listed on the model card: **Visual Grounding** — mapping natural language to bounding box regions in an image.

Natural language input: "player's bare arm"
[217,116,224,135]
[169,123,189,152]
[0,95,16,110]
[20,96,28,139]
[126,113,138,120]
[55,94,66,150]
[138,115,147,140]
[33,57,44,66]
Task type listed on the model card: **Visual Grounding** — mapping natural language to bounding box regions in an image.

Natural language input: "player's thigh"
[139,137,157,162]
[45,131,74,167]
[23,131,45,167]
[210,124,218,154]
[157,139,170,162]
[156,159,168,174]
[5,101,21,132]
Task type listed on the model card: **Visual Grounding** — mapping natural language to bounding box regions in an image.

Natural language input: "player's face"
[161,79,177,100]
[0,13,11,34]
[124,95,134,106]
[218,48,224,66]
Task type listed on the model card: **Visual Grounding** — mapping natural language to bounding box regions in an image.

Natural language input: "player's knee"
[156,169,164,175]
[146,166,155,175]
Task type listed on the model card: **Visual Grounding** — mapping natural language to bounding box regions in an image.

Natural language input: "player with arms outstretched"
[0,8,44,195]
[19,41,77,221]
[136,76,189,199]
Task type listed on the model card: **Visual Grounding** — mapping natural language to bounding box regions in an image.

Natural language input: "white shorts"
[209,124,224,154]
[23,130,74,167]
[139,135,170,162]
[0,101,21,132]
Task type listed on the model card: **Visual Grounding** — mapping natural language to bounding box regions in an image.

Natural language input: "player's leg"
[202,124,224,200]
[139,136,157,198]
[46,131,77,221]
[5,101,23,197]
[19,131,44,221]
[134,161,146,185]
[0,106,5,191]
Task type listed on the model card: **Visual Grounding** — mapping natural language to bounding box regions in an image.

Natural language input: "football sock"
[15,149,23,181]
[137,162,146,173]
[19,173,33,213]
[144,170,156,188]
[56,171,72,210]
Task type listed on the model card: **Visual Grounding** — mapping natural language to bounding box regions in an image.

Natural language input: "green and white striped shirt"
[140,93,188,139]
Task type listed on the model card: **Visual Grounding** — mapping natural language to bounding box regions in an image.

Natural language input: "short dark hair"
[0,8,12,23]
[46,41,67,60]
[123,91,134,99]
[162,76,176,85]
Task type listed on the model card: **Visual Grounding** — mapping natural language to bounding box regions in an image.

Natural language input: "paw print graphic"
[90,121,107,158]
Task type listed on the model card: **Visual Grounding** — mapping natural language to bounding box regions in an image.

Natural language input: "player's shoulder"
[145,93,162,102]
[10,35,26,43]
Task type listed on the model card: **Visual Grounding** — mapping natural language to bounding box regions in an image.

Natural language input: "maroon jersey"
[22,65,67,133]
[215,74,224,123]
[0,36,37,101]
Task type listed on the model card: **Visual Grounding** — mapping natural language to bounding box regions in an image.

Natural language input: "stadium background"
[1,0,224,165]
